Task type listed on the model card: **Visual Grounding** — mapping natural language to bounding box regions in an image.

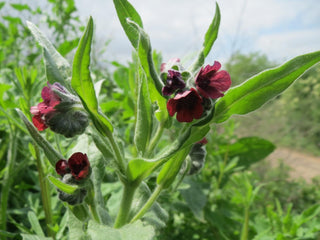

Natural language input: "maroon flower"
[68,152,90,180]
[30,82,63,131]
[162,70,186,96]
[195,61,231,99]
[55,152,90,181]
[167,88,203,122]
[197,138,208,145]
[56,159,70,176]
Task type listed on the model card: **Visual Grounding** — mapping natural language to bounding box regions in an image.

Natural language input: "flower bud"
[30,82,89,138]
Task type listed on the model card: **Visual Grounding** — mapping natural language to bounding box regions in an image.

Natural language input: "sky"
[74,0,320,65]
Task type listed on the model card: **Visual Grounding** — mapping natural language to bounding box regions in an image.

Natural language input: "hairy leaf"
[213,50,320,123]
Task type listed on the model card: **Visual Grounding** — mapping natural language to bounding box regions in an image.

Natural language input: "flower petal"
[32,114,48,131]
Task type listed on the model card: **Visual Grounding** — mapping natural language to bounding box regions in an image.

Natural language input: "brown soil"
[268,148,320,182]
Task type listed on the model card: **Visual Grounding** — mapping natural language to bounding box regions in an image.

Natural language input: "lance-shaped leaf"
[113,0,143,49]
[71,17,113,134]
[16,109,63,167]
[213,50,320,123]
[48,176,79,194]
[134,67,152,154]
[213,137,276,169]
[26,21,71,88]
[156,147,191,189]
[190,3,221,73]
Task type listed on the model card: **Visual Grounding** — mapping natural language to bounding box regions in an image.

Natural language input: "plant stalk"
[34,143,55,239]
[130,184,163,223]
[146,121,164,157]
[0,132,17,240]
[106,130,126,175]
[240,206,249,240]
[114,183,138,228]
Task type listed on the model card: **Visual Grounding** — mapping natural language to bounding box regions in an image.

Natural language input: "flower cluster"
[55,152,91,205]
[162,60,231,122]
[30,82,89,138]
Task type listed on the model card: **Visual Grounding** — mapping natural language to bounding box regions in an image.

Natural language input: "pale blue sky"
[75,0,320,65]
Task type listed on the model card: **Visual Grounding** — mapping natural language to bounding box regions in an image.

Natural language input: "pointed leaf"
[134,68,152,154]
[27,211,45,237]
[26,21,71,87]
[113,0,143,48]
[202,3,221,58]
[48,176,79,194]
[213,50,320,123]
[190,3,220,72]
[16,109,63,167]
[71,17,113,134]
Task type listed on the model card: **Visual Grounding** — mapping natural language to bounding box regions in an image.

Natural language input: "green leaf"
[26,21,71,87]
[10,3,31,11]
[47,176,79,194]
[87,220,155,240]
[21,234,52,240]
[127,124,210,182]
[0,2,5,10]
[202,3,221,58]
[27,211,45,237]
[113,0,143,49]
[156,147,190,188]
[16,109,63,167]
[179,178,207,221]
[213,50,320,123]
[214,137,275,168]
[130,182,168,228]
[134,68,152,154]
[71,16,113,134]
[190,3,220,72]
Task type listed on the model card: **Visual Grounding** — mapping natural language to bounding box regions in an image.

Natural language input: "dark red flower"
[195,61,231,99]
[55,159,69,176]
[30,83,63,131]
[162,70,186,96]
[68,152,90,180]
[197,138,208,145]
[55,152,90,181]
[167,88,203,122]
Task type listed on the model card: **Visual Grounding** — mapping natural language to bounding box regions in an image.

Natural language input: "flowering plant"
[15,0,320,239]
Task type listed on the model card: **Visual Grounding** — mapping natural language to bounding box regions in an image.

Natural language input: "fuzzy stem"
[0,132,17,239]
[240,206,250,240]
[114,183,137,228]
[130,184,163,223]
[106,130,126,175]
[34,144,55,239]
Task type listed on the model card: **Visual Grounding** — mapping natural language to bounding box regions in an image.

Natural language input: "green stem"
[34,144,55,239]
[0,131,17,240]
[240,206,249,240]
[85,181,101,224]
[114,183,138,228]
[130,184,163,223]
[106,130,126,175]
[146,122,165,157]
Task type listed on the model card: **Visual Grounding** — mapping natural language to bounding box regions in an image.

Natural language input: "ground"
[268,148,320,182]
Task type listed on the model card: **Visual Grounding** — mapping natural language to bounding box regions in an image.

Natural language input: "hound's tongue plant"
[15,0,320,239]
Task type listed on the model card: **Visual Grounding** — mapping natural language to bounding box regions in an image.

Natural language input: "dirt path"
[268,148,320,182]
